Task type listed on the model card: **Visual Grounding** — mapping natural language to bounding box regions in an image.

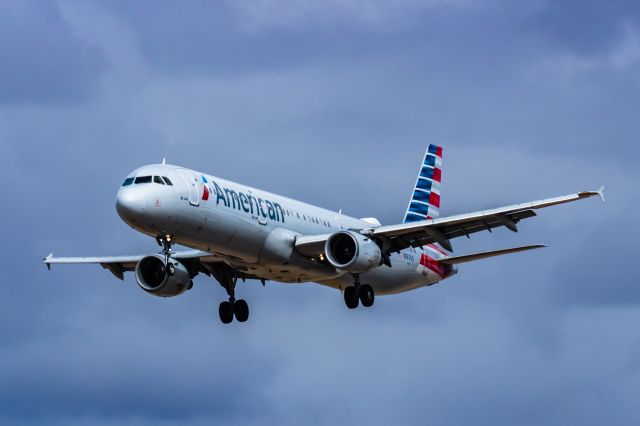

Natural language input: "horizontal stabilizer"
[438,244,546,265]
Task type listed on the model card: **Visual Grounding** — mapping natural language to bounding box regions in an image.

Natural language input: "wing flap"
[438,244,546,265]
[102,263,127,280]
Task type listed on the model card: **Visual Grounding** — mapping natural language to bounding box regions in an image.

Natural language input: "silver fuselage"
[116,164,455,295]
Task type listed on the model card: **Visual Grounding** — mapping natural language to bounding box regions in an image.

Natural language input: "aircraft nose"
[115,188,146,222]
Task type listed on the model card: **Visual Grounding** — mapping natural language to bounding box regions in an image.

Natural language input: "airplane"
[44,145,604,324]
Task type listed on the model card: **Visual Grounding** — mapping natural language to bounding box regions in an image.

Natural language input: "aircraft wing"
[295,187,604,257]
[43,250,222,280]
[367,187,604,252]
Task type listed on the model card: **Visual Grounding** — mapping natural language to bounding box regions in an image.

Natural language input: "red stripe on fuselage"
[420,253,452,278]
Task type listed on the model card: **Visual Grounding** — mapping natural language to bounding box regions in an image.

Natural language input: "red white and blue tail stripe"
[403,145,443,223]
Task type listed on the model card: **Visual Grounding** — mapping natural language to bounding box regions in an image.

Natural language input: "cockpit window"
[134,176,152,184]
[162,177,173,186]
[153,176,165,185]
[122,177,134,187]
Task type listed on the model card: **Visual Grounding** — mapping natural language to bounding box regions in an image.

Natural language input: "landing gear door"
[178,169,200,206]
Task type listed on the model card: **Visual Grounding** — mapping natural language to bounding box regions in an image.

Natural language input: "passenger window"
[162,177,173,186]
[122,177,134,187]
[153,176,165,185]
[134,176,152,184]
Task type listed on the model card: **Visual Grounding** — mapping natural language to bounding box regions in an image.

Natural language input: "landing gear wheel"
[359,284,375,307]
[234,299,249,322]
[166,263,175,276]
[219,301,234,324]
[344,286,359,309]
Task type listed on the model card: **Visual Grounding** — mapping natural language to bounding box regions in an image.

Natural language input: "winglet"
[578,185,606,202]
[43,253,53,271]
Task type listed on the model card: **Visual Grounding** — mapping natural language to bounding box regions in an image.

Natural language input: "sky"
[1,0,639,424]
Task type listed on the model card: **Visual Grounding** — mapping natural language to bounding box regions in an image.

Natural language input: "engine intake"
[135,255,192,297]
[325,231,381,273]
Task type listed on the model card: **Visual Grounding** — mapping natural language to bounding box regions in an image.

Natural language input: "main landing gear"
[207,263,250,324]
[156,235,249,325]
[343,274,375,309]
[218,280,249,324]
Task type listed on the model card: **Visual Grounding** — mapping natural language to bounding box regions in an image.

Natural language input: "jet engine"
[324,231,381,273]
[135,255,192,297]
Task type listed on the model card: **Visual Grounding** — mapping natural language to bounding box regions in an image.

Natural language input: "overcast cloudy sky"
[1,0,639,424]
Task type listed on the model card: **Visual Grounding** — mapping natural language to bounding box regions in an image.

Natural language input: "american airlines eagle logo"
[201,175,210,201]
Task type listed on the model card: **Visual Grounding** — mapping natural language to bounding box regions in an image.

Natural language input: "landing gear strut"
[344,274,375,309]
[156,234,175,276]
[207,264,250,324]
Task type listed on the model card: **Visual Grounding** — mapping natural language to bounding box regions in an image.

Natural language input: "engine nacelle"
[135,255,192,298]
[325,231,382,273]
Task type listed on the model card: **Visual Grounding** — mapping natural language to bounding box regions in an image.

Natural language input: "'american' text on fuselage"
[212,181,285,223]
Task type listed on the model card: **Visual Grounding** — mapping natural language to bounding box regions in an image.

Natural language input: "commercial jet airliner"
[44,145,604,324]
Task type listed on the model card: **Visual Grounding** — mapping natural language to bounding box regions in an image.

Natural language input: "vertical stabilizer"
[403,145,443,223]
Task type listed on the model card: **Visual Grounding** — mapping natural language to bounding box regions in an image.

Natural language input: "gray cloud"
[1,1,638,424]
[528,0,640,55]
[0,1,105,104]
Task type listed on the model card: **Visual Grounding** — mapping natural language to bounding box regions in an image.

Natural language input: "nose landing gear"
[156,234,175,276]
[343,274,375,309]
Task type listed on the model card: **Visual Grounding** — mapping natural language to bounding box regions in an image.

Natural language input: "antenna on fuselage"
[162,157,166,165]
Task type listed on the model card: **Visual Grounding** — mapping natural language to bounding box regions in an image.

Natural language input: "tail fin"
[403,145,443,223]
